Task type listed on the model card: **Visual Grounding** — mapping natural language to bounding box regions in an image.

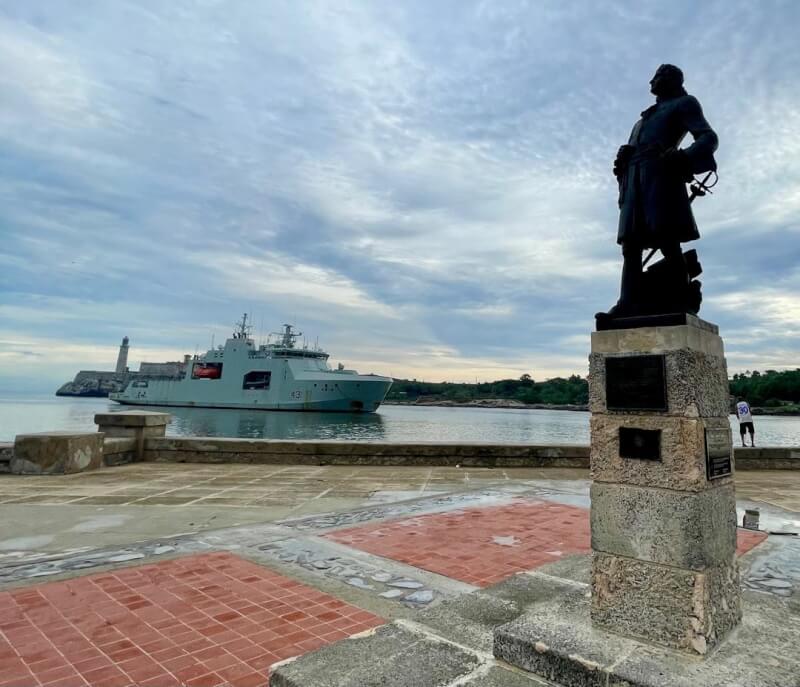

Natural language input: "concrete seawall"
[141,437,800,470]
[143,437,590,467]
[4,438,799,471]
[103,437,138,466]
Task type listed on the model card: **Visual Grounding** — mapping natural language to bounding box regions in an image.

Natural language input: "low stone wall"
[4,435,799,471]
[734,447,800,470]
[141,437,800,470]
[103,437,138,466]
[143,437,591,468]
[0,442,12,474]
[12,432,104,474]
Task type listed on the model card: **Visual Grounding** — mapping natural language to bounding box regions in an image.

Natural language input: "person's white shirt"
[736,401,753,423]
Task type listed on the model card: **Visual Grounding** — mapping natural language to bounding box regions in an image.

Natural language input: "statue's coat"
[617,94,718,248]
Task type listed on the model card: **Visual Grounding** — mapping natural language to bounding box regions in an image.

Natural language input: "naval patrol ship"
[110,316,392,412]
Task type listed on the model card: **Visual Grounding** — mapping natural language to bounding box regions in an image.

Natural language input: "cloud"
[1,0,799,391]
[187,250,401,319]
[0,331,186,389]
[0,16,97,129]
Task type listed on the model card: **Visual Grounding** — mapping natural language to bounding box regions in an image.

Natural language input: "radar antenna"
[270,324,302,348]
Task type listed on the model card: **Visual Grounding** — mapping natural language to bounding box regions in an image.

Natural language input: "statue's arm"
[678,96,718,174]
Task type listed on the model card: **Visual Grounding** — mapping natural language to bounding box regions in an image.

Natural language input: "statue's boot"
[661,245,691,312]
[595,245,643,321]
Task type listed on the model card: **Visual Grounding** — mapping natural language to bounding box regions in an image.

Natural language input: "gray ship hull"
[112,397,386,412]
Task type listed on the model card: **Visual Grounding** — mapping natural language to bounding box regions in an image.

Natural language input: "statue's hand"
[613,145,634,178]
[661,149,693,182]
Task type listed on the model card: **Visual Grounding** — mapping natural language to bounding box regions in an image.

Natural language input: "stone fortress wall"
[56,337,186,397]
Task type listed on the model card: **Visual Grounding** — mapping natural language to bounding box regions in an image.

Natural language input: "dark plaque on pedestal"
[705,428,732,479]
[619,427,661,461]
[605,355,667,411]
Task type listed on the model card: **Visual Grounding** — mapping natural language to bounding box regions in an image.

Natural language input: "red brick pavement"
[736,527,768,555]
[0,552,383,687]
[326,500,770,587]
[327,500,592,586]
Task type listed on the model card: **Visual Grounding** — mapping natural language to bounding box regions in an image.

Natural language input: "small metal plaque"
[705,428,732,479]
[619,427,661,461]
[606,355,667,411]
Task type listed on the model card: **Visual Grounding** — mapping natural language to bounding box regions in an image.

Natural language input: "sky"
[1,0,799,392]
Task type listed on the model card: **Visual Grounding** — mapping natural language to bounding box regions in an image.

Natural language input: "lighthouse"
[115,336,130,374]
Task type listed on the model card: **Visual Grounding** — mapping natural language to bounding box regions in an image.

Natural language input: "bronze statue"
[597,64,718,326]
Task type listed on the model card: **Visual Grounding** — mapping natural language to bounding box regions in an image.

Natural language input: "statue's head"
[650,64,684,97]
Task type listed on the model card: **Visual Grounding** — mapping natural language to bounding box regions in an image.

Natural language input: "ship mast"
[234,313,252,339]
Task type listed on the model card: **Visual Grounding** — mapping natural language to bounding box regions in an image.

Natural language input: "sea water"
[1,393,799,446]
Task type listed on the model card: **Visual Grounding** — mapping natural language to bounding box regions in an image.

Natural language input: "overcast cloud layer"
[1,0,799,391]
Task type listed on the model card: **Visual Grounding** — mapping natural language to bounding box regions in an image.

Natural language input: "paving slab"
[270,622,481,687]
[0,503,279,556]
[467,665,552,686]
[411,560,591,654]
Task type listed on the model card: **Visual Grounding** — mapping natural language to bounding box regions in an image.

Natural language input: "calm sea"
[1,394,798,446]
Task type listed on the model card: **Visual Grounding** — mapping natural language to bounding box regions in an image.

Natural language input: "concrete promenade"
[0,461,798,686]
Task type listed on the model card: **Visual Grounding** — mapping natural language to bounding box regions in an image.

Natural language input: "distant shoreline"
[384,400,800,416]
[383,400,588,412]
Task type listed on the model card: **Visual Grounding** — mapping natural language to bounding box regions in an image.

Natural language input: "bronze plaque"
[705,428,732,479]
[605,355,667,411]
[619,427,661,461]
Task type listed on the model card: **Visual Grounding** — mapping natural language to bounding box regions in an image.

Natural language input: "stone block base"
[95,411,170,461]
[589,348,730,417]
[494,570,799,687]
[12,432,104,474]
[590,414,733,491]
[94,411,170,438]
[591,552,741,654]
[591,482,737,569]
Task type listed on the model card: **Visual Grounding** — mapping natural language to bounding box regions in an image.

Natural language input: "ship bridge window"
[192,362,223,380]
[243,371,271,390]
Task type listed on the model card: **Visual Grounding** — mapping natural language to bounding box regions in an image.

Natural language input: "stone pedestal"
[12,432,104,474]
[95,411,171,462]
[589,315,740,654]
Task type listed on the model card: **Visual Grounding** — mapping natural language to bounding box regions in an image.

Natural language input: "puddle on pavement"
[367,490,447,504]
[69,514,134,532]
[737,504,800,535]
[0,535,54,551]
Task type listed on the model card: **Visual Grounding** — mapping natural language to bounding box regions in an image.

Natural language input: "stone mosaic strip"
[743,536,800,599]
[0,541,207,587]
[252,537,471,609]
[275,486,547,533]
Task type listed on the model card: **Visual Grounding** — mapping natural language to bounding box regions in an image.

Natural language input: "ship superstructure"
[110,315,392,412]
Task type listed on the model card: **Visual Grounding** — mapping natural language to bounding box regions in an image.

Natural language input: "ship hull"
[111,398,384,412]
[111,371,392,413]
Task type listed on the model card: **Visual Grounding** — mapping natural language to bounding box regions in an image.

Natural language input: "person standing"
[735,399,755,447]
